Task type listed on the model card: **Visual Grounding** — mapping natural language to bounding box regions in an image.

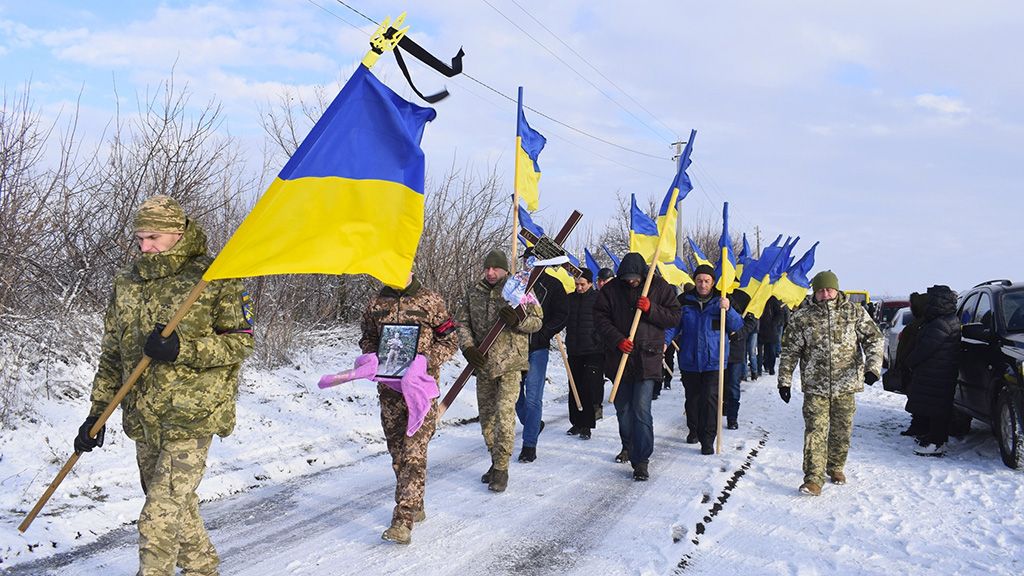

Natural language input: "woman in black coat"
[905,285,961,455]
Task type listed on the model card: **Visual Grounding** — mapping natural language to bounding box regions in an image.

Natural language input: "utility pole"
[755,225,761,258]
[672,140,686,260]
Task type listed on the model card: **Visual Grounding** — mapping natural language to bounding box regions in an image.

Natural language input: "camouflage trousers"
[476,371,521,471]
[135,436,218,576]
[379,384,437,529]
[802,392,857,486]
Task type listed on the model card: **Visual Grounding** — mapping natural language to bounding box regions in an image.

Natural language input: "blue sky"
[2,1,1021,297]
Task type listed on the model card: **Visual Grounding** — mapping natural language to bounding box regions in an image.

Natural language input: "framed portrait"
[376,323,421,379]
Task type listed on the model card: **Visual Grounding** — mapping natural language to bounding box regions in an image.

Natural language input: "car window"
[959,293,980,324]
[976,293,993,329]
[901,310,912,325]
[1002,291,1024,332]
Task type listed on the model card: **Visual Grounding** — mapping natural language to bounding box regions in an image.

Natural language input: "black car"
[955,279,1024,469]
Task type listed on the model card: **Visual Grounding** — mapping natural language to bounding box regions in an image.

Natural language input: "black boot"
[481,466,494,484]
[517,447,537,463]
[614,448,630,463]
[632,461,649,481]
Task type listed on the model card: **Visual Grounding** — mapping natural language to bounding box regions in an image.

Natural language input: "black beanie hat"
[579,268,594,282]
[693,264,716,280]
[597,267,614,281]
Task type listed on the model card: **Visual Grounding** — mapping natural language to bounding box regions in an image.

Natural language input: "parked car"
[955,279,1024,469]
[877,298,911,328]
[882,306,913,368]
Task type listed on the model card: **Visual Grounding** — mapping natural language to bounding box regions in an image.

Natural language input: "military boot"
[488,469,508,492]
[828,470,847,485]
[382,523,412,544]
[413,509,427,523]
[799,482,822,496]
[481,466,494,484]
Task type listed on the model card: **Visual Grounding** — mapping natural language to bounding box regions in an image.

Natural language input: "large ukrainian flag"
[629,194,660,261]
[515,87,546,212]
[203,65,435,288]
[774,242,819,308]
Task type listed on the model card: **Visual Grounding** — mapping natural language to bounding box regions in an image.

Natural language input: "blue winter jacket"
[666,290,744,373]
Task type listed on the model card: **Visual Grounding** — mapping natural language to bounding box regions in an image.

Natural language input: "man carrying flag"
[73,195,254,575]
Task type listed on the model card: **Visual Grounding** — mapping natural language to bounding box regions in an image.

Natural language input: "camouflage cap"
[133,195,186,233]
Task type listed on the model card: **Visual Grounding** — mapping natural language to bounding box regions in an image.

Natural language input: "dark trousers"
[682,370,719,448]
[567,354,601,430]
[760,342,778,374]
[662,348,675,389]
[725,362,743,421]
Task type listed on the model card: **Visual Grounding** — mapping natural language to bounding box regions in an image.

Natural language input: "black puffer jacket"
[758,297,783,343]
[593,253,681,381]
[727,292,759,364]
[565,288,601,356]
[528,272,569,352]
[905,285,961,417]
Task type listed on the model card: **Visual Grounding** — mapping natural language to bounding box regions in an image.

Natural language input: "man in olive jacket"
[777,270,883,496]
[457,249,543,492]
[75,195,254,576]
[593,252,681,481]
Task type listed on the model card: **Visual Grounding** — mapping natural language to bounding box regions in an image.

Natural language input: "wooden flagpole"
[555,334,583,411]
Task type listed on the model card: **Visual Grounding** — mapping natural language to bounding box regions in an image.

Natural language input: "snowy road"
[6,371,1024,575]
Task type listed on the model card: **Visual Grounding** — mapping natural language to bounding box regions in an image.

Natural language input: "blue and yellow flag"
[203,65,434,287]
[656,129,697,262]
[517,204,575,292]
[736,241,787,318]
[715,202,737,294]
[584,248,601,280]
[657,257,694,288]
[517,204,545,241]
[602,244,621,272]
[687,237,713,268]
[629,194,660,262]
[774,242,819,308]
[515,87,546,212]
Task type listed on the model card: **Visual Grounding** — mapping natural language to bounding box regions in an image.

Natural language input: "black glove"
[778,387,791,404]
[498,305,521,328]
[463,346,487,370]
[144,324,180,362]
[74,416,106,453]
[864,371,879,386]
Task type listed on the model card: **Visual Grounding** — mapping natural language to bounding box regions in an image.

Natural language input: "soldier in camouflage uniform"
[777,270,883,496]
[457,249,542,492]
[359,273,458,545]
[73,195,254,576]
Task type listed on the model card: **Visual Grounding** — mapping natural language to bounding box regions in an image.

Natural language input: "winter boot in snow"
[685,432,699,444]
[566,426,581,436]
[382,523,412,544]
[488,469,508,492]
[614,448,630,463]
[727,419,739,430]
[700,443,714,455]
[413,509,427,523]
[481,466,494,484]
[799,482,822,496]
[632,462,649,481]
[828,470,846,485]
[914,442,946,456]
[518,447,537,463]
[579,429,592,440]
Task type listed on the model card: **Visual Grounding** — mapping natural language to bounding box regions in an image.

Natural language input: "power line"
[322,0,669,161]
[479,0,674,145]
[506,0,680,143]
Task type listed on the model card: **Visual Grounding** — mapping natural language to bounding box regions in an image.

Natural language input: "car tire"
[996,390,1024,470]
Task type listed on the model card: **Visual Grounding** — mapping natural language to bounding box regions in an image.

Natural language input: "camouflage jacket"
[777,292,883,397]
[89,220,254,443]
[358,276,458,381]
[456,275,543,379]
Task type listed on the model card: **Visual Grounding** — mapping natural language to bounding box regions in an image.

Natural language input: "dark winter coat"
[565,287,601,356]
[758,297,783,343]
[528,272,569,352]
[905,286,960,417]
[593,254,681,381]
[892,291,929,392]
[667,289,744,373]
[727,297,759,364]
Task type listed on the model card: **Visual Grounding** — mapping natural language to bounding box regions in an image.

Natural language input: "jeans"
[516,347,549,448]
[745,332,759,377]
[725,362,743,420]
[613,378,655,465]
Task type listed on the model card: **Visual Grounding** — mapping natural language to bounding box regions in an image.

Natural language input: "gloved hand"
[636,296,650,313]
[463,346,487,370]
[74,416,106,453]
[498,305,521,328]
[617,338,634,354]
[864,371,879,386]
[778,386,791,404]
[144,324,180,362]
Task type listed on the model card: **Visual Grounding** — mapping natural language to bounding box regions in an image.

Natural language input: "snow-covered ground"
[2,326,1022,575]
